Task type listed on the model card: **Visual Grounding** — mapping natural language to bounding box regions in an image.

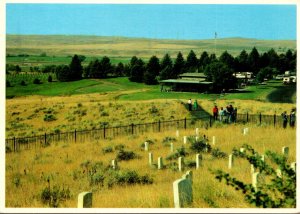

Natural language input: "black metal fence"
[5,113,294,153]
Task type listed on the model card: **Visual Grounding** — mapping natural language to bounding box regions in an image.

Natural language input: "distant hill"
[6,34,296,58]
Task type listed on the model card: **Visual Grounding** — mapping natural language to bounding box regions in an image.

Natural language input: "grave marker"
[178,157,183,172]
[243,127,249,135]
[144,141,149,151]
[149,153,153,166]
[176,130,179,137]
[183,136,187,144]
[78,192,92,208]
[195,128,199,136]
[182,170,193,184]
[250,164,255,174]
[158,157,163,169]
[252,172,264,191]
[173,177,193,208]
[282,146,289,157]
[111,159,117,170]
[291,162,296,172]
[228,154,234,169]
[212,136,216,145]
[276,169,282,178]
[240,148,245,153]
[196,154,202,169]
[170,143,174,152]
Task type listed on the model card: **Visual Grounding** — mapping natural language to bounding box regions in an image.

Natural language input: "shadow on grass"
[266,84,296,103]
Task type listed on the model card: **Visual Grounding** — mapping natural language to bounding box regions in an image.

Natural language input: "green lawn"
[6,77,296,104]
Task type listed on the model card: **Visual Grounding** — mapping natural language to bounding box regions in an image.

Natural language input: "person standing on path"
[193,100,198,111]
[213,105,218,120]
[188,99,192,111]
[290,108,296,127]
[281,111,288,128]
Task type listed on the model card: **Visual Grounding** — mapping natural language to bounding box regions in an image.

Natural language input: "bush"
[110,170,153,186]
[48,75,53,82]
[6,80,11,87]
[102,146,114,154]
[100,111,109,117]
[114,144,125,151]
[211,148,227,159]
[44,114,57,122]
[162,136,177,145]
[149,106,159,114]
[116,150,137,161]
[33,78,41,84]
[189,138,211,153]
[213,144,296,208]
[90,172,105,186]
[40,185,71,207]
[20,80,26,86]
[166,146,187,160]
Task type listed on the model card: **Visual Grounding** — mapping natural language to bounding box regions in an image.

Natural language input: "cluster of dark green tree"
[10,47,295,90]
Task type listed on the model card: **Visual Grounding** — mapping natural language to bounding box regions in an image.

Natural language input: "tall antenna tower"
[214,32,217,56]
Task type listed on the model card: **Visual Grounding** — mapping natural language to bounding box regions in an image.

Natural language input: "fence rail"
[5,113,295,153]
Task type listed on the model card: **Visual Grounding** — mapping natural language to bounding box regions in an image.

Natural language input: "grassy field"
[5,124,296,208]
[7,35,296,60]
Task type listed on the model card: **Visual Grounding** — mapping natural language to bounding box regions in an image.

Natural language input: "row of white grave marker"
[148,152,202,171]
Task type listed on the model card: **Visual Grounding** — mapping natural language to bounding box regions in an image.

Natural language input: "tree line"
[7,47,296,92]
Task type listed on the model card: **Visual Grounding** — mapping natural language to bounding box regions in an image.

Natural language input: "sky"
[6,4,297,40]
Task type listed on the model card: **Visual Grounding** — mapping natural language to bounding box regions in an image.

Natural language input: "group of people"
[188,98,199,111]
[213,105,237,124]
[281,108,296,128]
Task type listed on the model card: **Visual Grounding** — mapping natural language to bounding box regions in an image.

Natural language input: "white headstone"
[78,192,92,208]
[250,164,255,174]
[291,162,296,172]
[196,154,202,169]
[183,136,187,144]
[144,141,149,151]
[149,152,153,166]
[212,136,216,145]
[178,157,183,172]
[276,169,282,178]
[243,128,249,135]
[252,172,264,191]
[173,178,193,208]
[158,157,163,169]
[170,143,174,152]
[261,155,265,162]
[195,136,198,141]
[228,154,234,169]
[240,148,245,153]
[282,146,289,156]
[111,159,117,170]
[195,128,199,136]
[176,130,180,137]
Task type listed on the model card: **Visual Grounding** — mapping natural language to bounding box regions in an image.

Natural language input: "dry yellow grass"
[5,124,296,208]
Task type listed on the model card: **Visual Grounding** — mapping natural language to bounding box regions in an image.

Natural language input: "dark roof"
[159,79,212,84]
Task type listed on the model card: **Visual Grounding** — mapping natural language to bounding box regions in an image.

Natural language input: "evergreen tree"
[219,51,235,69]
[159,53,173,80]
[69,54,83,80]
[248,47,260,75]
[236,50,249,72]
[198,51,210,71]
[185,50,198,72]
[144,55,160,85]
[115,62,125,77]
[129,58,145,82]
[56,65,71,82]
[267,48,279,69]
[100,56,113,78]
[173,52,185,78]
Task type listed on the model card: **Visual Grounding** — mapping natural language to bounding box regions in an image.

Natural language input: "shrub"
[90,172,105,186]
[213,144,296,208]
[162,136,177,145]
[102,146,114,154]
[211,148,227,159]
[189,138,211,153]
[6,80,11,87]
[166,146,187,160]
[100,111,109,117]
[48,75,53,82]
[149,106,159,114]
[114,144,125,150]
[116,150,137,161]
[20,80,26,86]
[33,78,41,84]
[40,185,71,207]
[110,170,153,186]
[44,114,57,122]
[12,174,21,187]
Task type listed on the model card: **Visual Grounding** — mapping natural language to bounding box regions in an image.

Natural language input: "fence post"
[184,118,187,129]
[13,137,16,152]
[259,113,262,125]
[131,123,134,135]
[209,116,212,127]
[247,112,249,123]
[103,127,106,139]
[74,129,77,142]
[274,114,276,127]
[158,120,161,132]
[44,133,47,146]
